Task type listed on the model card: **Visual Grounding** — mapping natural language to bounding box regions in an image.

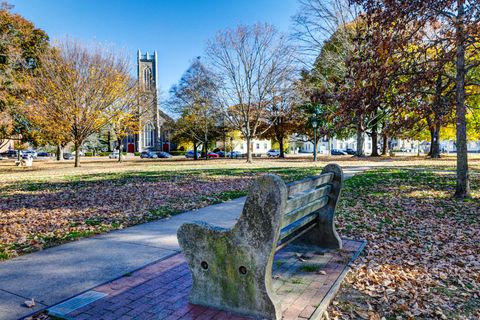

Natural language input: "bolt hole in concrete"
[239,266,247,275]
[201,261,209,270]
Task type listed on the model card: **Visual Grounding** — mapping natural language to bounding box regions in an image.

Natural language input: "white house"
[297,134,373,154]
[439,140,480,153]
[216,138,272,154]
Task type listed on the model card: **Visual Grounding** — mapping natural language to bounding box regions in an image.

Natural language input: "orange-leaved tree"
[30,40,134,167]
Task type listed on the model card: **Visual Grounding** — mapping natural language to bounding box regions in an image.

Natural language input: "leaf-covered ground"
[0,165,320,259]
[331,169,480,320]
[2,157,479,318]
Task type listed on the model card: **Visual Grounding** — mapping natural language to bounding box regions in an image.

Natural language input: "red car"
[207,152,219,158]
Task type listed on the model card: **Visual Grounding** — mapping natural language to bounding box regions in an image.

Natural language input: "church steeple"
[137,49,158,92]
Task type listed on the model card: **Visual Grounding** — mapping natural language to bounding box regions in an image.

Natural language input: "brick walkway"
[37,239,364,320]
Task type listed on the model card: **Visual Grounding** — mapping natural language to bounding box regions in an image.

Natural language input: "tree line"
[0,4,143,167]
[1,1,479,199]
[293,0,479,199]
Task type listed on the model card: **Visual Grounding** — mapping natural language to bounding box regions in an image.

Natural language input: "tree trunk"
[74,143,80,167]
[279,138,285,158]
[454,0,470,199]
[371,113,379,157]
[117,138,123,162]
[246,136,252,163]
[327,137,331,156]
[56,144,63,161]
[382,134,388,155]
[193,142,198,160]
[430,121,441,159]
[428,127,434,156]
[204,139,208,160]
[107,131,112,152]
[355,117,365,157]
[274,118,285,158]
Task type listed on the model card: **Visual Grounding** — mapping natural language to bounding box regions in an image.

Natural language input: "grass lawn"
[0,155,479,261]
[1,157,332,260]
[1,156,479,318]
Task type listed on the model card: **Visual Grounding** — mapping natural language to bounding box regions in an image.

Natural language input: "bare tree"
[206,23,295,162]
[169,58,220,160]
[293,1,380,157]
[30,40,134,167]
[291,0,359,66]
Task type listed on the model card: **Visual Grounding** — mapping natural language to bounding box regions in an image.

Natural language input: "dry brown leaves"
[329,169,480,319]
[0,173,252,258]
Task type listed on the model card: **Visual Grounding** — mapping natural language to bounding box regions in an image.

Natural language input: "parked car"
[37,151,50,157]
[215,151,226,158]
[331,149,347,155]
[140,151,158,159]
[63,153,74,160]
[72,150,84,157]
[266,149,281,157]
[226,151,242,158]
[0,150,18,158]
[109,151,120,159]
[22,150,37,159]
[344,148,356,155]
[207,152,219,158]
[157,151,172,158]
[185,150,201,158]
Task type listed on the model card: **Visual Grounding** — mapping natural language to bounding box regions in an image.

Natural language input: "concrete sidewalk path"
[0,167,365,320]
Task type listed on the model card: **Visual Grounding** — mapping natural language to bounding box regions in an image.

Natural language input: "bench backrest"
[278,165,342,250]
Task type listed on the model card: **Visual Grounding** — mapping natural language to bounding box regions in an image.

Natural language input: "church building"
[123,50,171,153]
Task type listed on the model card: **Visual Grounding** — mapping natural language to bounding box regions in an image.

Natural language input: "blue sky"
[10,0,299,93]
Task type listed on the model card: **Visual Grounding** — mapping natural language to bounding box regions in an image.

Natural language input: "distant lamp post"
[311,119,318,162]
[230,136,234,159]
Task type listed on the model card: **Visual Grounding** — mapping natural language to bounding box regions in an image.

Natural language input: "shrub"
[170,151,186,156]
[134,152,140,156]
[99,152,110,157]
[84,152,94,157]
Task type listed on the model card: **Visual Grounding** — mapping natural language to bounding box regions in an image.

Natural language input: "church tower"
[137,50,158,90]
[137,50,160,151]
[122,50,171,153]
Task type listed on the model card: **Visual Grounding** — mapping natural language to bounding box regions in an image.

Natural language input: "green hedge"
[99,152,110,157]
[134,152,140,156]
[84,152,94,157]
[170,151,186,156]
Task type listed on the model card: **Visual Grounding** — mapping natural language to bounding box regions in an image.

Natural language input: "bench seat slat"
[287,172,334,197]
[285,185,331,213]
[281,196,329,228]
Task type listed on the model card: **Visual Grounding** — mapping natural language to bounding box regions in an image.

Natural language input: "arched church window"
[143,67,152,89]
[144,123,154,147]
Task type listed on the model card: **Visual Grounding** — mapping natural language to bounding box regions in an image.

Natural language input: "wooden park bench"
[177,164,343,319]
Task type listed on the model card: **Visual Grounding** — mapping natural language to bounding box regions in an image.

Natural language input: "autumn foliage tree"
[30,40,135,167]
[110,83,141,162]
[353,0,480,198]
[0,2,49,149]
